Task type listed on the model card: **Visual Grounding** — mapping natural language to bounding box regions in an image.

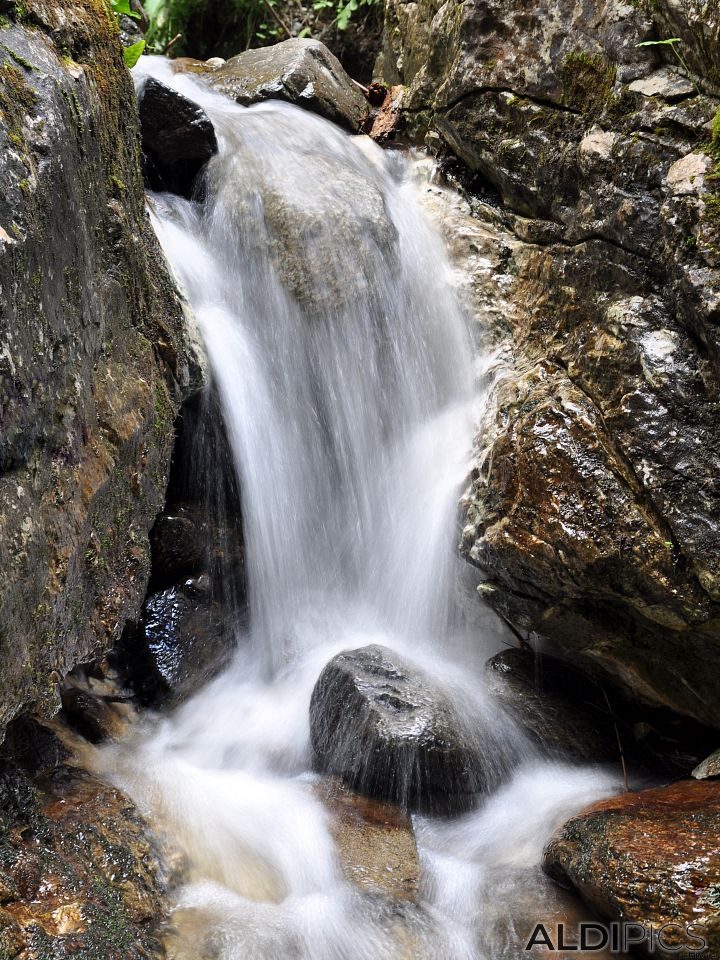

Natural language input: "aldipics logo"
[525,922,710,954]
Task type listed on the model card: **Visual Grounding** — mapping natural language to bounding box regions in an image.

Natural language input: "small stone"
[693,748,720,780]
[666,152,711,196]
[629,67,695,100]
[116,585,232,705]
[60,683,125,743]
[52,903,86,935]
[578,127,618,162]
[313,777,419,900]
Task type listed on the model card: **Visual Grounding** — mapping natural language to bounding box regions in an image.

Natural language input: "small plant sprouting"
[635,37,699,93]
[109,0,146,68]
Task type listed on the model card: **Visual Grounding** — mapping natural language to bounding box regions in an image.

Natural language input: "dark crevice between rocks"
[435,151,505,210]
[112,387,246,708]
[485,645,719,780]
[435,86,584,118]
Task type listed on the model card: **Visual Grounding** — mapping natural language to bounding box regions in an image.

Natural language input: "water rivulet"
[97,57,618,959]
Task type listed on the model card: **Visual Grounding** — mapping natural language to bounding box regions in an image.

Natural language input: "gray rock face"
[310,644,516,813]
[199,38,369,130]
[0,3,188,733]
[380,0,720,727]
[138,76,218,197]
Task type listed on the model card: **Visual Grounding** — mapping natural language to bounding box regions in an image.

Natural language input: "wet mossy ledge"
[0,0,193,734]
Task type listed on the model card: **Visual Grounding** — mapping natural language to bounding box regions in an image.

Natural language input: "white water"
[96,57,620,959]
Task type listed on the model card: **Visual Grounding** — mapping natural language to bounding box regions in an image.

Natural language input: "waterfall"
[96,57,618,960]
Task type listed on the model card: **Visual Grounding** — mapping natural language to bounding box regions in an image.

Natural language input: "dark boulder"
[138,76,218,197]
[149,501,245,600]
[117,583,231,705]
[310,644,516,814]
[543,780,720,955]
[200,38,369,131]
[485,648,619,763]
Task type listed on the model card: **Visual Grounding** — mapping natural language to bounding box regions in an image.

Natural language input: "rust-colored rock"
[543,780,720,954]
[370,85,404,141]
[314,776,419,901]
[0,718,167,959]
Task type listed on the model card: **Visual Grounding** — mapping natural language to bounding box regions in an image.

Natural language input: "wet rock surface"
[117,583,231,706]
[0,3,188,732]
[485,649,618,763]
[380,0,720,727]
[195,38,369,130]
[543,779,720,954]
[149,501,245,600]
[310,644,505,813]
[0,718,167,960]
[314,776,419,901]
[138,76,218,197]
[693,748,720,781]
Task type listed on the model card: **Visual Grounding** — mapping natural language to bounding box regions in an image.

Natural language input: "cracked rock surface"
[381,0,720,726]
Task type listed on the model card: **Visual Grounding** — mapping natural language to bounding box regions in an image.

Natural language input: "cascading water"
[95,57,620,960]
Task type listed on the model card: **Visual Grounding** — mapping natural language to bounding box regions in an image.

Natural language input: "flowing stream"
[97,58,619,960]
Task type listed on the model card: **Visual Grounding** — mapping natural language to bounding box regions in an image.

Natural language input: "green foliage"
[107,0,147,68]
[123,39,146,66]
[110,0,140,16]
[145,0,381,58]
[635,37,698,92]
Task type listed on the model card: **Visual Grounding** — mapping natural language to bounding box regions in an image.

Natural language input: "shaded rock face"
[138,76,218,198]
[543,780,720,955]
[117,390,246,707]
[0,718,167,959]
[0,3,189,733]
[310,644,518,814]
[189,38,369,130]
[485,649,619,764]
[380,0,720,727]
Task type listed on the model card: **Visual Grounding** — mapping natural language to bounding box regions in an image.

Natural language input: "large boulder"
[543,780,720,955]
[138,76,218,197]
[310,644,517,814]
[0,3,188,734]
[197,38,369,131]
[380,0,720,727]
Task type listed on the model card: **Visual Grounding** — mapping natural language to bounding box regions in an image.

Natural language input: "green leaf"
[123,39,146,68]
[111,0,142,19]
[298,25,312,37]
[635,38,682,47]
[336,0,357,30]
